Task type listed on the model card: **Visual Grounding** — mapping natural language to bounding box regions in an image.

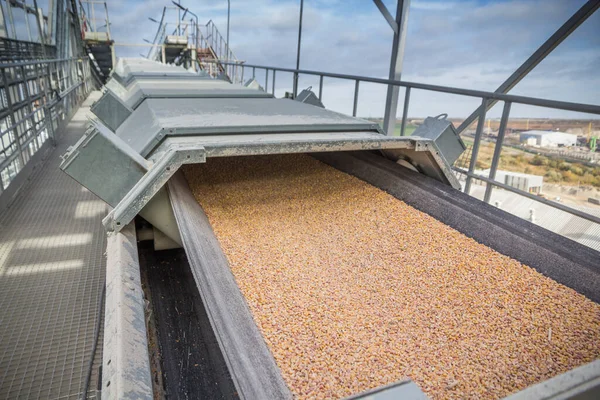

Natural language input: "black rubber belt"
[167,172,293,400]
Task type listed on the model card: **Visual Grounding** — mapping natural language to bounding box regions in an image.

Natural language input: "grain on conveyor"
[183,154,600,400]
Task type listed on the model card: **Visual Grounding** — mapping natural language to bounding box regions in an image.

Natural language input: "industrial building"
[475,169,544,194]
[520,130,578,147]
[1,1,600,400]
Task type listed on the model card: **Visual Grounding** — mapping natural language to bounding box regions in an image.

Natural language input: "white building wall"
[520,130,577,147]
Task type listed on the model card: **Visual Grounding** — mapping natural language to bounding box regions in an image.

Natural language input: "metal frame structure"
[0,0,96,204]
[202,57,600,226]
[0,57,95,197]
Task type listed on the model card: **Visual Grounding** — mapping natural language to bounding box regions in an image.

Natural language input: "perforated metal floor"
[0,92,107,400]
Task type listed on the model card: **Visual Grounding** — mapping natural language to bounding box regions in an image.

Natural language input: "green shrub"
[558,162,571,171]
[570,166,584,176]
[530,155,547,166]
[544,170,561,182]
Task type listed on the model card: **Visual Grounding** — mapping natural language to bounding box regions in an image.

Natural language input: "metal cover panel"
[60,122,148,207]
[411,116,466,165]
[119,79,273,110]
[114,58,195,78]
[116,97,380,156]
[90,90,132,131]
[116,71,213,87]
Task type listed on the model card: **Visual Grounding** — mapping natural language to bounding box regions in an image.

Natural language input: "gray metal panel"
[296,88,324,108]
[116,97,381,156]
[119,79,273,110]
[345,379,428,400]
[102,223,153,400]
[90,89,133,131]
[411,115,466,165]
[149,134,460,189]
[60,121,148,207]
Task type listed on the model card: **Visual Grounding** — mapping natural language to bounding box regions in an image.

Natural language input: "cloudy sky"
[11,0,600,119]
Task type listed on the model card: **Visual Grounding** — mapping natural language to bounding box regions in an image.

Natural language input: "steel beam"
[102,223,153,400]
[0,2,8,38]
[373,0,398,33]
[457,0,600,133]
[293,0,304,98]
[463,97,488,194]
[483,101,511,203]
[382,0,410,136]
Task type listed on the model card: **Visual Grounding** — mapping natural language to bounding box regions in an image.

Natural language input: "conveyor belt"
[166,152,600,399]
[0,92,107,400]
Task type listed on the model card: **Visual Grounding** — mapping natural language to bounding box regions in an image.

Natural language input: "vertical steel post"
[0,1,8,39]
[91,2,96,32]
[1,68,25,168]
[464,98,488,194]
[47,0,54,42]
[226,0,230,54]
[483,101,512,203]
[265,69,269,92]
[353,80,360,117]
[25,6,33,41]
[318,75,323,101]
[32,0,47,58]
[400,86,410,136]
[6,0,16,39]
[382,0,410,135]
[293,0,304,98]
[272,69,276,95]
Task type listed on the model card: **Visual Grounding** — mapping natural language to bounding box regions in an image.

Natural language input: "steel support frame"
[463,97,488,194]
[457,0,600,134]
[102,222,153,400]
[0,57,93,193]
[206,58,600,225]
[293,0,304,98]
[483,101,512,203]
[380,0,410,136]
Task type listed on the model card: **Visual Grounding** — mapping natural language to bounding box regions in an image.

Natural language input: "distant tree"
[558,162,571,171]
[530,155,547,166]
[544,170,561,182]
[562,171,576,182]
[570,166,584,176]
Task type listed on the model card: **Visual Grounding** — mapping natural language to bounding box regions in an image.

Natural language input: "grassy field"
[392,124,417,136]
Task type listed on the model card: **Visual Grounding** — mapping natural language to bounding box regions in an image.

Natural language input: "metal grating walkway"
[0,92,107,400]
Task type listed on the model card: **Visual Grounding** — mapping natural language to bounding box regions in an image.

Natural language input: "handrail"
[203,60,600,115]
[196,20,241,83]
[0,57,95,192]
[199,59,600,227]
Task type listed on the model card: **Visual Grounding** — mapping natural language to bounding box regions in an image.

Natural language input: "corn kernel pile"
[184,154,600,400]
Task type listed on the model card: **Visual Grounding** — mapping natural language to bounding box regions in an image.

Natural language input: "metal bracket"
[103,143,206,233]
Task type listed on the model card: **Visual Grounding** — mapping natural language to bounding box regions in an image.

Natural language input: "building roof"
[469,183,600,251]
[476,169,544,180]
[520,130,577,137]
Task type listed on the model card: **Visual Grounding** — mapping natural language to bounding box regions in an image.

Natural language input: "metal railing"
[0,57,95,194]
[202,59,600,226]
[79,1,112,39]
[195,20,242,83]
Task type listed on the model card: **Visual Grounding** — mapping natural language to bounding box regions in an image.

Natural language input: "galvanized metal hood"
[115,97,384,156]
